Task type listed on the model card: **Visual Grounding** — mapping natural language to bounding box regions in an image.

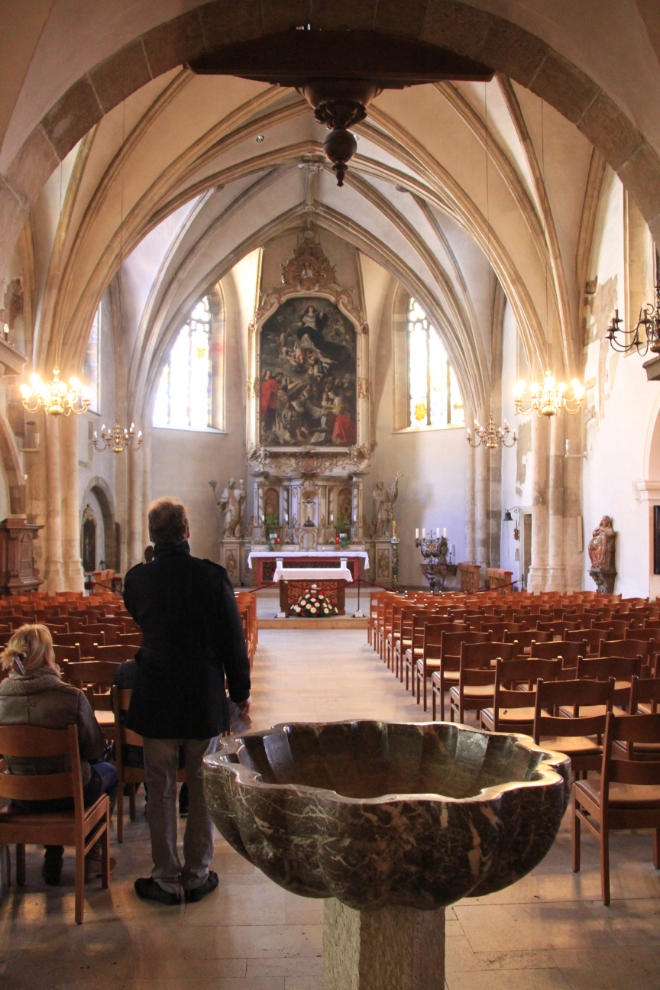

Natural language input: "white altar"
[247,549,369,585]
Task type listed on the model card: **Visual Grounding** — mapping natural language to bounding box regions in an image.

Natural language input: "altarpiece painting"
[259,296,357,447]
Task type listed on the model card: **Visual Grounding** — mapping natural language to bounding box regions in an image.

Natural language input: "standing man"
[123,496,251,905]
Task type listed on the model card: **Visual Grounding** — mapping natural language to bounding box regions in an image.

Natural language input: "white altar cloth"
[273,564,353,583]
[248,549,370,569]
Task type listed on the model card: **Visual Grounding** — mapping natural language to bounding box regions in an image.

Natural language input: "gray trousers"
[142,736,219,893]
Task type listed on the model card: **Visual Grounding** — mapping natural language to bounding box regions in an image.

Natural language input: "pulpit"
[0,516,43,595]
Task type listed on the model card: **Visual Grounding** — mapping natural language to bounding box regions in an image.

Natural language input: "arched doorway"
[80,478,118,572]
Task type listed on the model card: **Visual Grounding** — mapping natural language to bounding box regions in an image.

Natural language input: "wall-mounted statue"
[588,515,617,594]
[373,473,403,538]
[217,478,247,538]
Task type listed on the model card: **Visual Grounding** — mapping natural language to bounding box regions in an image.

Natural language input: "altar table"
[247,550,370,587]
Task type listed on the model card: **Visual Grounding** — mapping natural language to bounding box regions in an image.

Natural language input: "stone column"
[127,445,143,569]
[475,441,490,571]
[527,412,550,592]
[59,414,85,591]
[44,414,65,592]
[141,422,152,548]
[563,410,584,591]
[546,413,566,591]
[465,412,476,564]
[323,899,445,990]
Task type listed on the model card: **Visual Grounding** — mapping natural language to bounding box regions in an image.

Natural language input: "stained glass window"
[407,298,464,428]
[153,296,212,429]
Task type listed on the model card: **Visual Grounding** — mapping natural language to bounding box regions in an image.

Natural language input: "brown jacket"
[0,668,106,785]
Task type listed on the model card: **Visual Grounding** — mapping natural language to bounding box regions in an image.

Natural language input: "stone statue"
[373,472,403,538]
[588,515,617,593]
[217,478,247,538]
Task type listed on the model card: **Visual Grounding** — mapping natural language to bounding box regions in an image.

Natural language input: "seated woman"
[0,624,118,885]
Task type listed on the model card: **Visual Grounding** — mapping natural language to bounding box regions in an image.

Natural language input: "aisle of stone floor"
[1,628,660,990]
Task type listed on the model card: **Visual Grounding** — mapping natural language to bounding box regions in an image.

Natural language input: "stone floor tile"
[584,897,660,944]
[454,901,610,951]
[213,924,323,960]
[123,980,284,990]
[183,883,286,927]
[550,946,660,990]
[284,978,323,990]
[247,957,323,978]
[445,969,571,990]
[282,893,324,925]
[445,935,556,973]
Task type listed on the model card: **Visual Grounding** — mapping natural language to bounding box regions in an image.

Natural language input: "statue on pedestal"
[588,515,617,594]
[372,473,403,538]
[216,478,247,538]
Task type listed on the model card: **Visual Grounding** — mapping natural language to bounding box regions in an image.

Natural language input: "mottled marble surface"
[204,720,570,911]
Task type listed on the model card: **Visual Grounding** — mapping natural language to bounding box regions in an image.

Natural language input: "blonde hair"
[1,624,57,674]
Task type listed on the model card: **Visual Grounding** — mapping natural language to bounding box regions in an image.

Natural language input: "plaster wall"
[581,169,658,598]
[369,286,467,588]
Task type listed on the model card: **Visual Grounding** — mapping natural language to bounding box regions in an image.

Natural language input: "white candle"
[422,528,426,538]
[436,528,440,538]
[443,528,447,538]
[415,528,419,539]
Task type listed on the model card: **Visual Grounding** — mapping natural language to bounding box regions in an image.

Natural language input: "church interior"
[2,2,660,988]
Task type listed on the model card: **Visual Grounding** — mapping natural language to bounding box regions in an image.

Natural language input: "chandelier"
[20,367,90,416]
[92,419,142,454]
[606,284,660,354]
[514,371,583,417]
[467,413,516,449]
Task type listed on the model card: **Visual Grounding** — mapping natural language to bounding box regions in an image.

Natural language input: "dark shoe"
[134,877,181,905]
[42,848,63,886]
[184,871,219,903]
[85,856,117,883]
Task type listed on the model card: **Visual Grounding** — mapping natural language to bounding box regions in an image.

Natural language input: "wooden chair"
[572,655,643,709]
[533,676,615,776]
[94,644,140,663]
[368,592,383,646]
[67,661,120,738]
[481,621,527,639]
[480,657,561,733]
[413,622,453,707]
[84,622,121,644]
[448,641,516,725]
[591,619,633,638]
[394,608,434,681]
[426,630,491,717]
[0,723,111,923]
[529,640,587,666]
[598,639,653,675]
[503,629,551,655]
[112,687,186,843]
[572,711,660,905]
[118,631,143,646]
[54,631,105,656]
[566,628,605,654]
[535,620,580,637]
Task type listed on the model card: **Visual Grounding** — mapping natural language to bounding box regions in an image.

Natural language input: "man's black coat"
[122,541,250,739]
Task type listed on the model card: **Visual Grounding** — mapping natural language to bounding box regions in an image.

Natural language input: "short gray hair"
[148,497,188,545]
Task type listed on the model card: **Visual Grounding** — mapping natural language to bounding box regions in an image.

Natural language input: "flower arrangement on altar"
[290,584,338,618]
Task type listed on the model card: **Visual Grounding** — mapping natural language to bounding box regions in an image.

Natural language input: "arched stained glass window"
[153,296,213,430]
[408,298,464,428]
